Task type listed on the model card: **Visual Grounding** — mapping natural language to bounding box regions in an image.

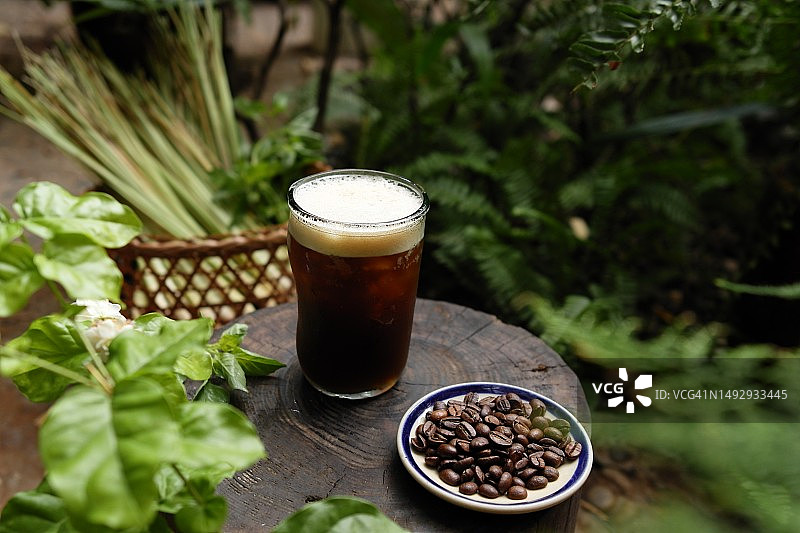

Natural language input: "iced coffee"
[287,169,429,399]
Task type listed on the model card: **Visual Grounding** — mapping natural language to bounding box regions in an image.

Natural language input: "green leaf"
[175,350,213,381]
[0,205,23,249]
[216,323,248,348]
[0,484,79,533]
[272,496,407,533]
[234,350,286,377]
[33,235,122,301]
[174,494,227,533]
[346,0,406,50]
[209,323,285,378]
[133,312,175,333]
[1,314,90,402]
[211,351,247,392]
[176,401,265,478]
[715,279,800,299]
[39,379,180,531]
[459,24,494,85]
[193,382,230,403]
[13,182,141,248]
[0,242,44,317]
[106,318,212,382]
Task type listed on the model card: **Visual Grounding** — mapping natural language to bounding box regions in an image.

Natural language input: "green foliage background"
[310,0,800,531]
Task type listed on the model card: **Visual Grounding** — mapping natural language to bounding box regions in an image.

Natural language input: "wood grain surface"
[219,299,589,532]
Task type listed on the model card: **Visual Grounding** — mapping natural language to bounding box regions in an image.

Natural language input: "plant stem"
[75,325,116,390]
[171,464,204,503]
[0,346,97,389]
[85,363,114,395]
[313,0,346,133]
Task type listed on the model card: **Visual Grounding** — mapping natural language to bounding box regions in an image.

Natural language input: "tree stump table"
[219,299,589,532]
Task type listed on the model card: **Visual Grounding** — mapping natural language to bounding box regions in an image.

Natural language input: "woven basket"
[109,224,294,325]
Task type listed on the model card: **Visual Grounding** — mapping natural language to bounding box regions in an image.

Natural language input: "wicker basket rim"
[127,223,286,247]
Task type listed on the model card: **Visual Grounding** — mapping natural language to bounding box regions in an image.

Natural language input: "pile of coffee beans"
[410,391,582,500]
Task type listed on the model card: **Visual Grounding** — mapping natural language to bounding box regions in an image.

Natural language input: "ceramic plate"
[396,382,593,514]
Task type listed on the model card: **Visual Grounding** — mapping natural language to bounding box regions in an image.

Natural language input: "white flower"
[74,299,127,323]
[74,299,132,359]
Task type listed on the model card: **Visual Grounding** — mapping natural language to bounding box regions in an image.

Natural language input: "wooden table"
[219,299,589,532]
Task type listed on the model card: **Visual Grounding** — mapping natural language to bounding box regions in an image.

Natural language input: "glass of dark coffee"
[287,169,429,399]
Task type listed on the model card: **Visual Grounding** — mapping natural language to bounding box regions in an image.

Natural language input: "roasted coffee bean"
[512,476,526,487]
[513,457,530,472]
[509,450,525,463]
[528,456,546,469]
[439,469,461,486]
[478,396,496,406]
[424,456,440,468]
[484,415,501,426]
[513,421,531,435]
[489,430,513,447]
[509,442,525,454]
[514,434,530,446]
[538,437,559,447]
[542,466,560,481]
[429,409,449,422]
[459,481,478,495]
[563,441,582,460]
[457,456,475,470]
[469,436,490,452]
[448,404,463,417]
[455,439,472,454]
[428,432,448,444]
[497,472,513,494]
[497,425,514,438]
[463,392,479,405]
[433,401,447,411]
[527,443,544,452]
[410,435,426,451]
[476,455,501,468]
[439,459,458,471]
[479,404,493,418]
[505,413,519,423]
[526,475,548,490]
[542,451,564,468]
[487,465,504,480]
[461,467,475,483]
[441,416,461,430]
[496,397,511,413]
[507,485,528,500]
[528,428,544,441]
[529,399,547,418]
[547,446,566,457]
[517,468,537,480]
[461,406,481,424]
[456,421,477,440]
[478,484,500,499]
[475,422,491,437]
[437,427,456,439]
[437,443,458,458]
[474,465,485,484]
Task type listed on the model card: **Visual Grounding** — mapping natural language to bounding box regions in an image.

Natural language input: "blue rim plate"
[396,382,593,514]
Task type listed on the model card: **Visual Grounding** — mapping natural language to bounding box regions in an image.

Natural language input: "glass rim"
[287,168,430,231]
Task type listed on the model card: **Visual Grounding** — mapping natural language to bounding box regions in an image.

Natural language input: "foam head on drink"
[288,170,428,399]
